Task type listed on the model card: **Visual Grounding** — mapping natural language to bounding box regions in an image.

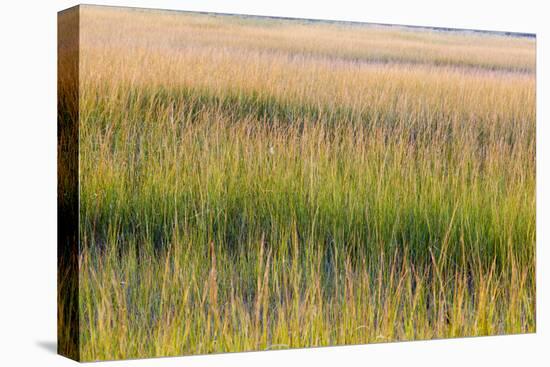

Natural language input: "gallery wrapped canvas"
[58,4,536,362]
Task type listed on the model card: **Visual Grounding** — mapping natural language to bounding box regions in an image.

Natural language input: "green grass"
[76,85,535,360]
[58,6,536,361]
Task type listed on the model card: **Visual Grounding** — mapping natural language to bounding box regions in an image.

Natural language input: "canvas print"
[58,4,536,362]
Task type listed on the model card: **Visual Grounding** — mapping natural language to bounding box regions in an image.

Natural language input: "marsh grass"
[64,5,536,361]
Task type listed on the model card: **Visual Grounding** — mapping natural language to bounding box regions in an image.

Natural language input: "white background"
[0,0,548,365]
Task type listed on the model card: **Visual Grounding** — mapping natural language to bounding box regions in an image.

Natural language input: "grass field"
[59,5,535,361]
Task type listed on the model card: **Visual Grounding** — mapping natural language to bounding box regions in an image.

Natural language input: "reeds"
[68,5,536,361]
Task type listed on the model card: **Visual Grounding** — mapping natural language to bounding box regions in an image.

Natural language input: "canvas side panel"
[57,5,80,362]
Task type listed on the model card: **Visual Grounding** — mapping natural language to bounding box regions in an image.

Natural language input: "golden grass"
[59,5,536,361]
